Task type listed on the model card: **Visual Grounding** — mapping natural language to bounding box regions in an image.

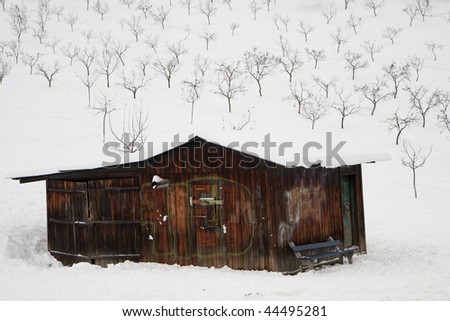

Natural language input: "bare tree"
[77,73,98,107]
[403,3,420,27]
[35,4,49,34]
[199,1,217,25]
[94,0,110,20]
[120,0,135,9]
[135,55,152,77]
[198,29,216,51]
[183,25,191,40]
[21,52,42,75]
[416,0,432,22]
[249,0,261,21]
[361,40,383,62]
[298,20,315,42]
[153,57,179,88]
[53,5,65,22]
[437,93,450,133]
[99,31,113,50]
[344,0,353,10]
[284,81,311,114]
[405,86,442,128]
[332,88,359,129]
[137,0,152,18]
[6,41,22,64]
[1,0,6,12]
[262,0,273,12]
[85,0,91,11]
[383,62,411,98]
[230,22,239,35]
[44,37,61,54]
[301,95,328,129]
[112,41,131,66]
[120,71,149,98]
[110,106,148,153]
[145,34,160,53]
[97,49,118,88]
[386,109,417,145]
[305,48,326,69]
[226,107,255,131]
[356,78,391,115]
[424,41,443,61]
[347,13,362,35]
[77,47,96,76]
[312,75,337,99]
[9,4,28,43]
[364,0,384,17]
[0,58,12,85]
[321,3,337,24]
[61,43,80,65]
[278,48,302,83]
[193,54,211,77]
[183,75,203,125]
[382,27,402,45]
[36,61,61,87]
[243,48,277,97]
[409,55,424,82]
[272,13,281,30]
[127,16,145,42]
[179,0,192,15]
[64,13,78,31]
[91,90,116,143]
[401,141,432,199]
[214,61,246,113]
[223,0,232,10]
[331,27,348,53]
[166,41,188,63]
[151,6,170,29]
[81,29,94,44]
[343,51,368,80]
[280,15,290,32]
[32,27,47,44]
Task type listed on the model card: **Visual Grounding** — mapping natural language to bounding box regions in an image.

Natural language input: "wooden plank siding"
[42,137,366,272]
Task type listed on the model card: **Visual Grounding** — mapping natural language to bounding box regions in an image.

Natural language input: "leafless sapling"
[382,26,402,45]
[249,0,261,21]
[243,48,277,97]
[223,0,232,10]
[226,107,255,131]
[0,58,12,85]
[21,52,42,75]
[401,141,432,199]
[137,0,152,18]
[213,61,246,113]
[8,4,28,43]
[44,37,61,54]
[331,27,348,53]
[77,47,96,76]
[301,95,328,129]
[183,25,191,40]
[120,0,135,8]
[61,43,80,65]
[405,86,442,127]
[312,75,337,99]
[383,62,410,98]
[53,5,65,22]
[298,20,315,42]
[151,6,170,29]
[230,22,239,35]
[152,57,179,88]
[145,34,160,53]
[364,0,384,17]
[81,29,94,44]
[272,14,281,30]
[361,40,383,62]
[278,48,302,83]
[263,0,273,12]
[276,35,290,57]
[356,77,391,115]
[347,13,362,35]
[199,1,217,25]
[416,0,432,22]
[284,81,311,114]
[386,109,417,145]
[127,16,145,42]
[403,3,420,27]
[198,30,216,51]
[166,41,188,63]
[305,48,326,69]
[437,93,450,133]
[179,0,192,15]
[32,27,46,44]
[409,54,424,82]
[344,0,353,10]
[280,15,290,32]
[135,55,153,77]
[85,0,90,11]
[112,41,131,66]
[36,61,61,87]
[77,73,98,107]
[332,88,360,129]
[183,75,203,125]
[193,54,211,77]
[1,0,6,12]
[94,0,110,20]
[6,41,22,64]
[91,90,116,143]
[119,71,149,99]
[344,51,368,80]
[64,13,78,32]
[424,41,443,61]
[321,3,337,24]
[35,4,49,34]
[96,49,118,88]
[99,31,113,50]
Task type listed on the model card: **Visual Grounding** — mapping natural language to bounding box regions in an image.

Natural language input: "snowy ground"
[1,0,450,301]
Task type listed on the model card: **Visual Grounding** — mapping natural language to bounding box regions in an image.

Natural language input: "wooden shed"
[13,136,378,272]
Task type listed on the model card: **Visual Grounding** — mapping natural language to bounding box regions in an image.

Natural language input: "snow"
[1,0,450,302]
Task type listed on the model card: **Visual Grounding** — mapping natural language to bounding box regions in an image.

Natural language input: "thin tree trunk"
[190,102,194,124]
[227,97,232,113]
[413,168,417,199]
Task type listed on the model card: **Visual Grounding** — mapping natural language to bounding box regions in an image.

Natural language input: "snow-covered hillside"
[1,0,450,301]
